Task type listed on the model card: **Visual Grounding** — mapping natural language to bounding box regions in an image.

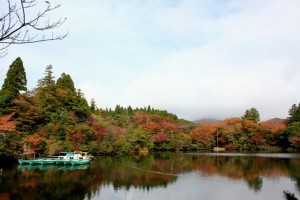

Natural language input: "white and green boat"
[18,151,92,166]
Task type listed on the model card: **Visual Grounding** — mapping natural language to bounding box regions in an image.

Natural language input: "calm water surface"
[1,152,300,200]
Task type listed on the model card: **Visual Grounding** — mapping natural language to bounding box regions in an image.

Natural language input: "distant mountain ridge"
[193,118,220,123]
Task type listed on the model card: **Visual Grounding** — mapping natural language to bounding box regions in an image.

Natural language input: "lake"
[1,152,300,200]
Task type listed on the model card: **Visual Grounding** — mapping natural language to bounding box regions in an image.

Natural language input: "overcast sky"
[1,0,300,121]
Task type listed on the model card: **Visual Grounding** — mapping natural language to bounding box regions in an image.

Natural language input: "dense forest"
[1,58,300,161]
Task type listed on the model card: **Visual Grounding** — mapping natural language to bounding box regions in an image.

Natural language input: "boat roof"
[59,152,75,156]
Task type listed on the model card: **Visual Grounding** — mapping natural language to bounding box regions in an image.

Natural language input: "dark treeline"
[1,57,300,161]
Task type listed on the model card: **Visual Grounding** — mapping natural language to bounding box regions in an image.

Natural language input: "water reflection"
[0,153,300,200]
[17,164,89,171]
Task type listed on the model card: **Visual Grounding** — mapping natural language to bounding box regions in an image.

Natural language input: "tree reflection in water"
[0,152,299,200]
[284,191,299,200]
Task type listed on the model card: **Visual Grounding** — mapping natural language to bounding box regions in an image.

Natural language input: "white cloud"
[1,0,300,121]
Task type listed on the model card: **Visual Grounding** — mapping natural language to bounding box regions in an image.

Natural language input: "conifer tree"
[74,89,91,120]
[56,73,77,111]
[56,73,76,92]
[2,57,27,96]
[0,57,27,115]
[115,105,121,114]
[36,65,62,115]
[147,105,151,112]
[127,106,133,117]
[288,103,300,124]
[286,103,300,149]
[0,90,14,115]
[242,108,260,123]
[90,98,97,112]
[38,65,56,88]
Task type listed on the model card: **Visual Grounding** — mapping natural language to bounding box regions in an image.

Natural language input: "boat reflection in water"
[17,164,89,171]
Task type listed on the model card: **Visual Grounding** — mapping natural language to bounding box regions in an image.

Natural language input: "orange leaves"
[150,114,162,123]
[72,131,84,142]
[161,120,177,133]
[13,94,43,132]
[260,119,287,146]
[142,121,161,133]
[0,113,16,133]
[133,112,149,124]
[56,88,68,103]
[289,136,300,149]
[217,118,242,134]
[190,117,288,149]
[153,132,167,143]
[133,111,179,135]
[190,122,216,141]
[190,122,216,147]
[249,133,265,145]
[260,119,286,134]
[242,119,260,133]
[26,134,42,148]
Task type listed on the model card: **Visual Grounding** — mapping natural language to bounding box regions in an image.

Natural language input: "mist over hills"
[193,118,220,124]
[193,117,286,124]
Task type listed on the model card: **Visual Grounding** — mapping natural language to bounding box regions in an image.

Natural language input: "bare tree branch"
[0,0,68,57]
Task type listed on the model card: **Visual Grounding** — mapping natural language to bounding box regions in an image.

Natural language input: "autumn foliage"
[1,57,300,161]
[0,113,16,133]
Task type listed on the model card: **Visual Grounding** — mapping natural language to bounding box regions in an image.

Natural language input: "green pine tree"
[242,108,260,123]
[56,73,76,92]
[0,57,27,115]
[36,65,62,115]
[56,73,77,112]
[74,89,91,120]
[127,105,133,117]
[90,98,97,112]
[288,103,300,124]
[0,90,14,115]
[2,57,27,96]
[286,103,300,150]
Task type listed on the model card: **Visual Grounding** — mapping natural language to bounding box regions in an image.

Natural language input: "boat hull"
[64,160,72,165]
[40,159,56,165]
[18,159,31,165]
[29,159,44,165]
[71,159,90,165]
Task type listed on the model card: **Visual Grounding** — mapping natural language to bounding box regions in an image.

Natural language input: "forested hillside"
[1,58,300,161]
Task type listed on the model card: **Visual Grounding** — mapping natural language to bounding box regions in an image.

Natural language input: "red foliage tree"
[260,119,286,146]
[161,119,177,133]
[142,121,161,133]
[153,132,167,143]
[190,122,216,148]
[289,136,300,149]
[92,124,107,141]
[25,134,42,152]
[0,113,16,133]
[132,112,149,125]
